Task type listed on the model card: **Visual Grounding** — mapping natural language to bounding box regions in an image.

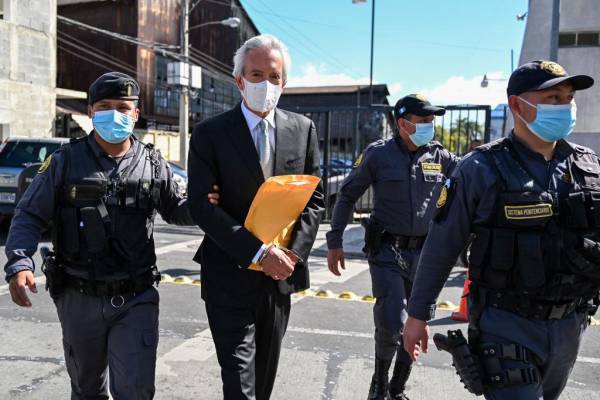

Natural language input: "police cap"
[88,72,140,105]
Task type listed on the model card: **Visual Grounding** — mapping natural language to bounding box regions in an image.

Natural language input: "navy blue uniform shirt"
[4,133,192,282]
[326,136,459,249]
[407,132,588,321]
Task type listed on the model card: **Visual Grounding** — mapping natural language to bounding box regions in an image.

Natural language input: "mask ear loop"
[514,96,536,126]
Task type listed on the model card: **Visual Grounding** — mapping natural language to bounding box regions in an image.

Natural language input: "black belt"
[485,290,588,320]
[382,233,426,250]
[64,270,159,297]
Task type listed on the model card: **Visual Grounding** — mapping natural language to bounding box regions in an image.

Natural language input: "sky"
[239,0,529,107]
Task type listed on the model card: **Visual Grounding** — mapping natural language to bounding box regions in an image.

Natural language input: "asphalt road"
[0,220,599,399]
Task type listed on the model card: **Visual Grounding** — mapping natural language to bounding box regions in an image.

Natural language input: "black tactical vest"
[468,138,600,302]
[53,137,162,279]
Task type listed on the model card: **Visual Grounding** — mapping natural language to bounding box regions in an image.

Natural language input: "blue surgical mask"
[92,110,135,144]
[406,120,435,147]
[517,97,577,142]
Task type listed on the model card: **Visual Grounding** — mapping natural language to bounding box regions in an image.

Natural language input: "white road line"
[0,240,200,297]
[157,328,215,376]
[287,326,372,339]
[155,239,201,255]
[576,356,600,364]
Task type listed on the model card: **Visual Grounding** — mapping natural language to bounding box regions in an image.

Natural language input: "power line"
[244,0,361,77]
[58,30,137,72]
[58,38,138,77]
[189,47,232,74]
[58,15,182,59]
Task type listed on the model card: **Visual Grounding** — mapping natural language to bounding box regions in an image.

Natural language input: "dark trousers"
[206,282,291,400]
[55,286,159,400]
[479,307,587,400]
[369,244,419,364]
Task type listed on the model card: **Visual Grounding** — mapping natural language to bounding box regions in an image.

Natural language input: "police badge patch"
[436,185,448,208]
[37,155,53,174]
[434,178,456,222]
[353,153,364,168]
[540,61,566,76]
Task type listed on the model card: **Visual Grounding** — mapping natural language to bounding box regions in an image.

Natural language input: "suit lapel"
[274,108,296,175]
[226,103,264,185]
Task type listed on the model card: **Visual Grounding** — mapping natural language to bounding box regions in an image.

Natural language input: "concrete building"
[0,0,57,139]
[519,0,600,151]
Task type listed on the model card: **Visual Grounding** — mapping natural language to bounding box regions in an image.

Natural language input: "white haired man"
[187,34,324,400]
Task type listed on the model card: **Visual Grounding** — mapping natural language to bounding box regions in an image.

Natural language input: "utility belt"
[64,268,161,297]
[40,246,161,299]
[483,289,595,320]
[381,232,426,250]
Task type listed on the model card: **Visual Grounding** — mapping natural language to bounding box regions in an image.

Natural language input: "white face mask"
[240,78,283,113]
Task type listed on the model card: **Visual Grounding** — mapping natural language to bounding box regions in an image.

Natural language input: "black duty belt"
[64,270,159,297]
[485,290,589,320]
[382,232,426,250]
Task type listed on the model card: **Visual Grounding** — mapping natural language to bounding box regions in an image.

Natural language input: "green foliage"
[435,118,484,155]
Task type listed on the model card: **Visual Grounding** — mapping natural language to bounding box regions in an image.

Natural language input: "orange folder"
[244,175,321,271]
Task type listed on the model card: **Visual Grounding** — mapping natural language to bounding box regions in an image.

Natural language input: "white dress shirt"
[240,101,277,264]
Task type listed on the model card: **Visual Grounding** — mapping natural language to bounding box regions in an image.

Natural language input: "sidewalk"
[311,223,365,258]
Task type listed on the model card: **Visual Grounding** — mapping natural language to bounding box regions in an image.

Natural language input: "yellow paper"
[245,175,321,271]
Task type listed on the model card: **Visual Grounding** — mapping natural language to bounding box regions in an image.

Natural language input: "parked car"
[0,137,69,217]
[168,162,188,196]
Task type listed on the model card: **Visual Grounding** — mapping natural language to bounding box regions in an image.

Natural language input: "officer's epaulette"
[68,136,87,145]
[353,139,385,168]
[427,140,445,150]
[473,137,509,153]
[568,141,597,156]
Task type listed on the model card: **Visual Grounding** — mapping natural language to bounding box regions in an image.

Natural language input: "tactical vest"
[53,137,163,279]
[468,138,600,303]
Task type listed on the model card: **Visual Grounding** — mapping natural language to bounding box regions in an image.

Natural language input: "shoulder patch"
[37,155,53,174]
[436,183,448,208]
[434,178,457,222]
[353,153,364,168]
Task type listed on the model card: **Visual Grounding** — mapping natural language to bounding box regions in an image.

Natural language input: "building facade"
[0,0,57,139]
[56,0,259,160]
[519,0,600,151]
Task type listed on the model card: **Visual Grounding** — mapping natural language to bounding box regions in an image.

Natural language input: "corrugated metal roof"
[284,84,389,95]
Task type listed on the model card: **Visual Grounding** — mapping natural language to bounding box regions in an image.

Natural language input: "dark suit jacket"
[188,103,325,306]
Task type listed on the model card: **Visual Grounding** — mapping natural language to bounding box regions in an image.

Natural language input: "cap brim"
[414,105,446,116]
[535,74,594,92]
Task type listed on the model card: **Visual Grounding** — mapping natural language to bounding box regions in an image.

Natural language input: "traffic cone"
[451,273,471,322]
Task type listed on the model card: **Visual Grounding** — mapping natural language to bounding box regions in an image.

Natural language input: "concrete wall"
[558,0,600,152]
[519,0,600,153]
[518,0,554,64]
[0,0,57,139]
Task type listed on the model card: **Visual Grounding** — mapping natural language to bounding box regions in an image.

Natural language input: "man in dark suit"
[187,34,325,400]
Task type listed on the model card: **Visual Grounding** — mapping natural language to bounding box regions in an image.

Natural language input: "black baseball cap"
[394,94,446,120]
[88,72,140,105]
[506,60,594,97]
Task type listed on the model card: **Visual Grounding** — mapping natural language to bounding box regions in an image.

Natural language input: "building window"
[559,31,600,47]
[154,56,180,117]
[558,33,576,47]
[577,32,599,46]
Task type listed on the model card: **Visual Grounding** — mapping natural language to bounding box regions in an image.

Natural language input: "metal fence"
[280,104,491,220]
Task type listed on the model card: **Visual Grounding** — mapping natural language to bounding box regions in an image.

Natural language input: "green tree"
[435,117,484,155]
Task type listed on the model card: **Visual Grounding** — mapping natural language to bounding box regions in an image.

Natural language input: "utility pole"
[179,0,190,170]
[550,0,560,62]
[369,0,375,106]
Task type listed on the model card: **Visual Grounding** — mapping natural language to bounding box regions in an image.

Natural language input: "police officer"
[403,61,600,400]
[327,94,458,400]
[4,72,216,399]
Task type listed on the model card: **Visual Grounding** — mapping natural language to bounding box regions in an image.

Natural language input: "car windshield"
[0,141,62,167]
